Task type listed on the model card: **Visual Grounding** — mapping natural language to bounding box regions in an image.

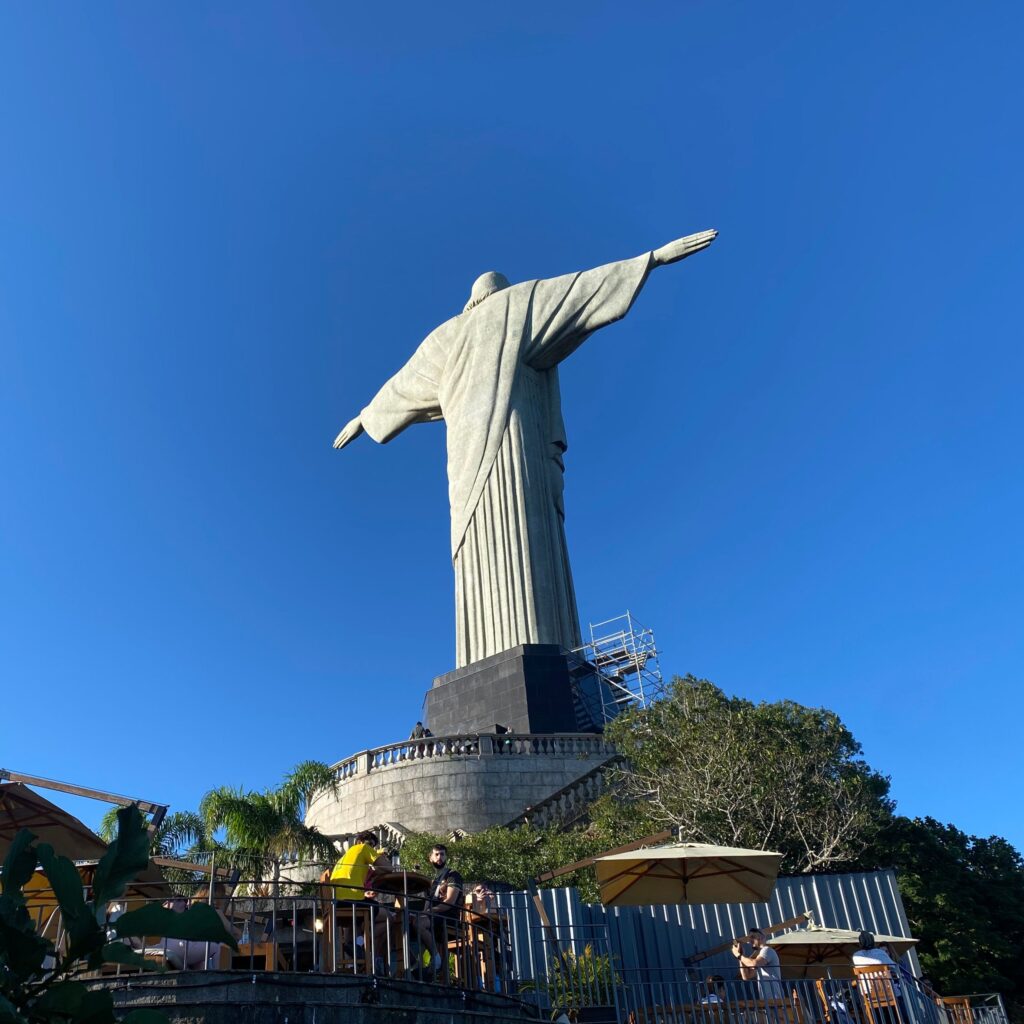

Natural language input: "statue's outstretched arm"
[651,229,718,266]
[333,415,365,450]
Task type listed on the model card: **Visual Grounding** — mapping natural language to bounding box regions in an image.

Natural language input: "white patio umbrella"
[769,926,919,978]
[594,842,783,907]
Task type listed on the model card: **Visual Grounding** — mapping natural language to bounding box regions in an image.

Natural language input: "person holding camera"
[732,929,783,998]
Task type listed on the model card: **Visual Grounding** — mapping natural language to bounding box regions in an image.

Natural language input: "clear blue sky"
[2,3,1022,851]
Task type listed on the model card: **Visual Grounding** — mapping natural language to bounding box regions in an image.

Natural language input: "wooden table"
[448,909,506,992]
[363,870,431,977]
[369,869,431,903]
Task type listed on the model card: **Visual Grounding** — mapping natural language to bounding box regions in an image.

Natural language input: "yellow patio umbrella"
[768,926,918,978]
[594,843,783,907]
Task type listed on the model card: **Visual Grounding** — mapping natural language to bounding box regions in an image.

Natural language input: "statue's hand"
[333,415,365,450]
[652,229,718,266]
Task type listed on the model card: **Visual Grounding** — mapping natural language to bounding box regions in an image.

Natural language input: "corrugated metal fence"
[498,869,920,982]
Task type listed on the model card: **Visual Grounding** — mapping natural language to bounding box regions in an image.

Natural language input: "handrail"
[324,733,617,784]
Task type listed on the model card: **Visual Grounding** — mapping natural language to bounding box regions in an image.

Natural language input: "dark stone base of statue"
[425,644,603,735]
[306,647,620,837]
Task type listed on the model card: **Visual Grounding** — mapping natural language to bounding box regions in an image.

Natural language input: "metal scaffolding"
[569,611,664,730]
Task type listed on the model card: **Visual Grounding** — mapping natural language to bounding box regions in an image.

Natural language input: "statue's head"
[464,271,510,313]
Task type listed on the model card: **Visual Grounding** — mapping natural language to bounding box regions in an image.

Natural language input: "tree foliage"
[199,760,340,887]
[866,816,1024,1017]
[401,825,612,902]
[99,809,209,859]
[98,809,228,891]
[599,675,893,872]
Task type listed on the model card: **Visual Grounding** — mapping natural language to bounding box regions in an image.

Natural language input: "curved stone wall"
[306,733,615,837]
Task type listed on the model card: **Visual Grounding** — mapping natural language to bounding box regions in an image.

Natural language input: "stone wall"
[306,733,615,837]
[100,972,534,1024]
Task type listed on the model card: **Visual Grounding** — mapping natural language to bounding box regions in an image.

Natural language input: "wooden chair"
[448,909,505,992]
[232,940,286,971]
[854,966,902,1024]
[942,998,973,1024]
[816,978,861,1024]
[317,884,376,975]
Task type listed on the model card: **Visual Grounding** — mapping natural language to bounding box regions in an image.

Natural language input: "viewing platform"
[306,733,618,838]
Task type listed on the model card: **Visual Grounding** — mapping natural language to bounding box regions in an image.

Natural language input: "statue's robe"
[360,253,653,667]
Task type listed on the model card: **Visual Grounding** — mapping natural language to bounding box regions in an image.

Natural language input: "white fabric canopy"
[595,842,782,907]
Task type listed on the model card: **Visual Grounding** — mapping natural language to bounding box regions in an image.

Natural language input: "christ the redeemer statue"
[333,229,717,668]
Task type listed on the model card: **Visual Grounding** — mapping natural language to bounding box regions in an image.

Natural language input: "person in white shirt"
[734,929,783,999]
[852,931,902,998]
[700,975,727,1004]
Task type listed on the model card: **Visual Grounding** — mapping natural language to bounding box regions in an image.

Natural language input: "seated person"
[700,975,727,1004]
[853,931,901,997]
[327,831,394,961]
[414,843,463,976]
[468,882,496,914]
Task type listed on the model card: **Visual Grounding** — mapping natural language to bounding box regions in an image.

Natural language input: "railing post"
[359,751,372,774]
[479,734,494,755]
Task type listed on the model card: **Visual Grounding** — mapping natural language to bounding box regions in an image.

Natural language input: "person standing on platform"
[734,929,783,999]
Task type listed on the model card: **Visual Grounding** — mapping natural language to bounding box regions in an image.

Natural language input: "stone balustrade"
[328,733,616,783]
[308,733,618,836]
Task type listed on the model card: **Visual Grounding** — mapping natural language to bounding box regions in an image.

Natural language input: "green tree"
[99,808,229,893]
[600,675,893,873]
[401,825,616,902]
[99,809,219,859]
[200,760,339,891]
[867,816,1024,1017]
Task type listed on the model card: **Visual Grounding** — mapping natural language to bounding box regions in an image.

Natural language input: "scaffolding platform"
[568,611,664,731]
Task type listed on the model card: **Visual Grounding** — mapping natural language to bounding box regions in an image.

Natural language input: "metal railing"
[327,732,617,783]
[614,969,1011,1024]
[26,881,515,995]
[940,994,1010,1024]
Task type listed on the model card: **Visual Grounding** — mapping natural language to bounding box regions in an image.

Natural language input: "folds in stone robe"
[360,252,653,667]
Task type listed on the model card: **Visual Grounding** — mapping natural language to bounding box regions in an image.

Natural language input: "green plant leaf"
[33,980,88,1015]
[91,806,151,910]
[122,1011,171,1024]
[97,942,165,972]
[1,829,37,897]
[0,992,26,1024]
[36,842,103,959]
[114,903,237,950]
[0,892,53,977]
[76,988,116,1024]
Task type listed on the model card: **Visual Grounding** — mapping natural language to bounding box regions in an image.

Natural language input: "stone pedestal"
[424,644,579,736]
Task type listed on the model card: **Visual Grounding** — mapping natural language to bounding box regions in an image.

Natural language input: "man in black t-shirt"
[418,843,462,976]
[429,843,463,924]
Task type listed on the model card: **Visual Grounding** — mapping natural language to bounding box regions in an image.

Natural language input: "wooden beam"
[684,911,811,965]
[152,856,232,878]
[0,769,168,818]
[535,830,673,883]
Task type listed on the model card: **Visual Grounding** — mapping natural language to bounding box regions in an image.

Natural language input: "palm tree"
[99,808,211,858]
[99,807,228,892]
[200,760,340,893]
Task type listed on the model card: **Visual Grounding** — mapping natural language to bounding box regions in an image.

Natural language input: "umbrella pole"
[527,880,563,963]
